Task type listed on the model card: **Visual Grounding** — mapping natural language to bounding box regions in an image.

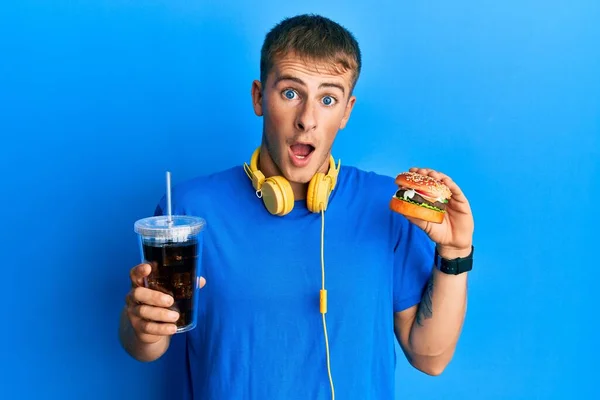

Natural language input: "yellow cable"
[320,209,335,400]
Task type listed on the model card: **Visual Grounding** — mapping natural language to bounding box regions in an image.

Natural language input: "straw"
[166,171,173,225]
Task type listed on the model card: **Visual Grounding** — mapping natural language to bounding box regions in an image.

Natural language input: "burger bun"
[389,197,445,224]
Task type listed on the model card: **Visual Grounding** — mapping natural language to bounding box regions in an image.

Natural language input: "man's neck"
[257,143,309,201]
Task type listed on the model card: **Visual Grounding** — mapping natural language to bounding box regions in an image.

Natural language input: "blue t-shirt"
[154,164,434,400]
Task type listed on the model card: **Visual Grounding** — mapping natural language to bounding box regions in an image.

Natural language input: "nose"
[295,100,317,132]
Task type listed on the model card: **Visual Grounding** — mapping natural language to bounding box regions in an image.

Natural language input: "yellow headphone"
[243,147,341,216]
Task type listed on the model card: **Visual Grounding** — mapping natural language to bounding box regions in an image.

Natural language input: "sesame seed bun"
[394,172,452,201]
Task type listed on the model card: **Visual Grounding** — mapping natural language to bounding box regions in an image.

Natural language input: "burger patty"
[395,189,447,211]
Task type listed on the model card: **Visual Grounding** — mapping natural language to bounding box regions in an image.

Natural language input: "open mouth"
[289,143,315,167]
[290,143,315,160]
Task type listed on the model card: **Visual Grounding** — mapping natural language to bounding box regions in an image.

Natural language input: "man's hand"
[405,167,474,259]
[125,263,206,344]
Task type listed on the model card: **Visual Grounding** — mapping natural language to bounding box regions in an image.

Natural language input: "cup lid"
[134,215,206,242]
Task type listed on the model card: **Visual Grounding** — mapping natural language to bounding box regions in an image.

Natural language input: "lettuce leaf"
[395,196,446,212]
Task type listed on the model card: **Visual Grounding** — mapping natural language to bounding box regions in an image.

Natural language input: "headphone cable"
[320,208,335,400]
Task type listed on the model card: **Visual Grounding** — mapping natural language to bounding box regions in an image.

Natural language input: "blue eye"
[323,96,335,106]
[284,89,296,99]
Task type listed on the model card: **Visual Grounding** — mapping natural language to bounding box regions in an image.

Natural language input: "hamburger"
[389,172,452,224]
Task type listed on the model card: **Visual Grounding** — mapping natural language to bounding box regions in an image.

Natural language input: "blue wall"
[1,1,598,399]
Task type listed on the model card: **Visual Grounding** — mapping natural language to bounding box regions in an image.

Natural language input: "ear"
[251,80,263,116]
[338,95,356,130]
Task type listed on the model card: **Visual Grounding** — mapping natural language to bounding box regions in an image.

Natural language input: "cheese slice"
[401,188,445,204]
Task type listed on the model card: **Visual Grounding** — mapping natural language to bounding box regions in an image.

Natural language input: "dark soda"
[142,240,199,329]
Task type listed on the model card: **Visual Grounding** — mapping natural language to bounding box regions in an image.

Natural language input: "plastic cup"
[134,215,206,333]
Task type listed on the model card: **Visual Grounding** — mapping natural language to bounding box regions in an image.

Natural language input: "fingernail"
[162,295,172,305]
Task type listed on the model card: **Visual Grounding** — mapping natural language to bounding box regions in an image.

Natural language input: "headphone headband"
[243,146,341,215]
[244,147,340,189]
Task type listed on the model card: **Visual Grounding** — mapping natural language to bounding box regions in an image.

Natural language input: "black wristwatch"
[434,246,474,275]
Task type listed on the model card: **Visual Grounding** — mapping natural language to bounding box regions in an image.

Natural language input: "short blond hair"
[260,14,362,92]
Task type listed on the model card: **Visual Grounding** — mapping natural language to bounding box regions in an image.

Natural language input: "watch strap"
[434,245,474,275]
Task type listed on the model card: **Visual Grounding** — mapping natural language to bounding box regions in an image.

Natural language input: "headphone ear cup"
[307,173,332,213]
[262,176,295,216]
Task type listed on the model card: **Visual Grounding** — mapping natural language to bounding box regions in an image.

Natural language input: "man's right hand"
[121,263,206,361]
[126,263,180,344]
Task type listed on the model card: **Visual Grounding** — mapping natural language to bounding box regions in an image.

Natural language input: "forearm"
[408,246,470,358]
[408,267,467,357]
[118,307,170,362]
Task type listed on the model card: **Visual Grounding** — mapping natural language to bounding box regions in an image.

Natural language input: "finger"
[404,215,432,234]
[410,167,432,176]
[131,303,180,323]
[199,276,206,289]
[125,291,136,307]
[127,315,159,344]
[414,169,467,198]
[409,168,449,187]
[439,175,468,202]
[408,167,432,174]
[428,172,468,204]
[434,171,450,181]
[130,263,151,287]
[127,314,163,344]
[131,287,174,308]
[130,314,177,337]
[426,170,445,181]
[408,168,469,205]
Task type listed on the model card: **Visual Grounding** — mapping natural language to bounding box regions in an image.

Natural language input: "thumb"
[198,276,207,289]
[130,263,151,287]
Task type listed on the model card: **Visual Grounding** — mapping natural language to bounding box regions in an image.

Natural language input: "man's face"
[251,53,356,184]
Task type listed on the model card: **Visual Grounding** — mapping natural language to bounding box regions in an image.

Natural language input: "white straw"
[166,171,172,224]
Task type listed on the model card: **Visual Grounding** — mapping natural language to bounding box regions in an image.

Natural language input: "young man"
[119,14,474,399]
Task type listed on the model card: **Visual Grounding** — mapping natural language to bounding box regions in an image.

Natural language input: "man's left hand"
[405,167,474,259]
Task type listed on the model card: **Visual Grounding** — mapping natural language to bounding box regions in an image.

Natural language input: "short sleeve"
[392,217,435,312]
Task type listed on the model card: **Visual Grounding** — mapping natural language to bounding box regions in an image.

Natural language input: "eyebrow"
[273,74,346,96]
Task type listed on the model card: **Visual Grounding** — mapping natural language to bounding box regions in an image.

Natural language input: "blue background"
[1,0,598,399]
